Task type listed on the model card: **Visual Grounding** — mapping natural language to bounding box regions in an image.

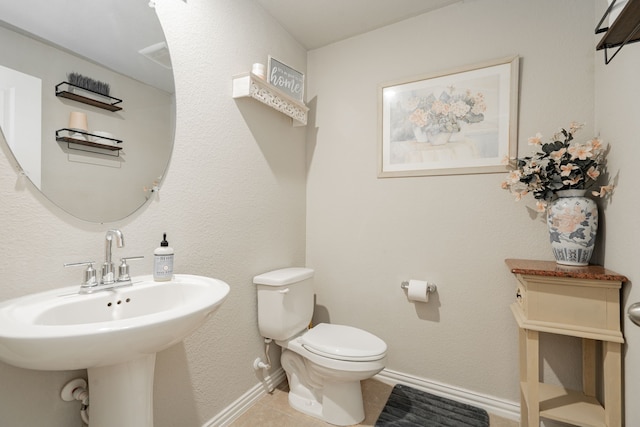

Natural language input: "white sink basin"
[0,274,230,370]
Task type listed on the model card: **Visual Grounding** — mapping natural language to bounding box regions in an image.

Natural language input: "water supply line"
[253,338,275,392]
[78,391,90,425]
[253,338,272,370]
[61,378,90,425]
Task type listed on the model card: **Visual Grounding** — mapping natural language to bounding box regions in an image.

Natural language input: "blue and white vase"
[547,190,598,266]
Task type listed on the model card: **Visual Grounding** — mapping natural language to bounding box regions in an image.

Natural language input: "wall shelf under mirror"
[55,128,123,157]
[55,82,123,112]
[232,72,308,126]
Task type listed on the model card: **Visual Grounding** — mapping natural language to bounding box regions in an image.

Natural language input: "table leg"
[526,329,539,427]
[582,339,596,397]
[603,341,622,427]
[518,328,528,427]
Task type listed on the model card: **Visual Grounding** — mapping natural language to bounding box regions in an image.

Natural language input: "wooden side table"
[506,259,627,427]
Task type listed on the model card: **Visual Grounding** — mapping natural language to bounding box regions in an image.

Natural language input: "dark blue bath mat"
[375,384,490,426]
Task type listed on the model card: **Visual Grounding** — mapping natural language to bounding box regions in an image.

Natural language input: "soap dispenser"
[154,233,174,281]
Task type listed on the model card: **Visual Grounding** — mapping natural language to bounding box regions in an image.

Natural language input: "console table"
[506,259,627,427]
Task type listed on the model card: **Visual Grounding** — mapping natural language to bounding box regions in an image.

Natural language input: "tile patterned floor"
[230,379,520,426]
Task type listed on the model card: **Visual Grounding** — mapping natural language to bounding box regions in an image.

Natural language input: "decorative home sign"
[378,56,519,177]
[267,56,304,102]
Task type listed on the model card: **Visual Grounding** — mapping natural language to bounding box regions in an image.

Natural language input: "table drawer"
[516,273,620,333]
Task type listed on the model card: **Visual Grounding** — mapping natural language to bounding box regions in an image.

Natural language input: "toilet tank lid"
[253,267,314,286]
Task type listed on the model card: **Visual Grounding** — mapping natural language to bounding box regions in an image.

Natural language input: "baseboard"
[375,369,520,422]
[204,367,520,426]
[203,368,286,427]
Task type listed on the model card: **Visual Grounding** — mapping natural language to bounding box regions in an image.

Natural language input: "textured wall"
[306,0,595,408]
[4,0,638,426]
[0,0,306,426]
[594,6,640,423]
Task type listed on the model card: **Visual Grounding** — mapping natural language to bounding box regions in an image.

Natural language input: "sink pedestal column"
[87,354,156,427]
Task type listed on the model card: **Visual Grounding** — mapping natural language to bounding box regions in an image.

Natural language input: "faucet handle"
[64,261,98,290]
[117,256,144,283]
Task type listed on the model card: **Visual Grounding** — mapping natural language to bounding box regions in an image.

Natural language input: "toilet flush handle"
[278,288,290,294]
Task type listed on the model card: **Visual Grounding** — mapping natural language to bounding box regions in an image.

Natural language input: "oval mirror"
[0,0,175,223]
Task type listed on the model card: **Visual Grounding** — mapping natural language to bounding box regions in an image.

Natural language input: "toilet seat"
[278,324,387,376]
[301,323,387,362]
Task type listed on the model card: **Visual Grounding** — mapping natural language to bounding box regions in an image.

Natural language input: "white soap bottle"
[153,233,174,281]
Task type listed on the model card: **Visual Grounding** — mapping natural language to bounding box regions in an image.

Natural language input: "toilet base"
[277,324,387,427]
[288,379,365,426]
[282,349,366,426]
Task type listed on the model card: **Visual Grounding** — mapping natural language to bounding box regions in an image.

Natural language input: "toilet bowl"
[278,323,387,425]
[254,268,387,426]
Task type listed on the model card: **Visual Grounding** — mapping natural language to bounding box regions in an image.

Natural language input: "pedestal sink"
[0,274,230,427]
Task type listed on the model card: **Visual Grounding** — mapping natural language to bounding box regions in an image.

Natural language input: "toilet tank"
[253,267,314,341]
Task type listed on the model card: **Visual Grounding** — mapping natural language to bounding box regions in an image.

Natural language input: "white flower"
[528,133,543,145]
[587,166,600,180]
[560,163,578,177]
[535,200,547,212]
[450,100,470,118]
[508,170,521,183]
[592,185,615,198]
[568,144,593,161]
[569,121,584,134]
[502,122,613,205]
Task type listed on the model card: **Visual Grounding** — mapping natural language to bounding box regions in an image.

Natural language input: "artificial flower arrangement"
[502,122,613,212]
[407,87,487,137]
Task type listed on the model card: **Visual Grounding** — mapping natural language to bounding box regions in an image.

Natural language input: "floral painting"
[406,88,487,140]
[378,56,519,177]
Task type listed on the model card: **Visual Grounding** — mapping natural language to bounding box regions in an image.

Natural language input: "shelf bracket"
[603,20,640,64]
[595,0,618,36]
[595,0,640,64]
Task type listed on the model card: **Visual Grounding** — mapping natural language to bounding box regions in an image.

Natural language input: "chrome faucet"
[65,229,143,293]
[102,229,124,285]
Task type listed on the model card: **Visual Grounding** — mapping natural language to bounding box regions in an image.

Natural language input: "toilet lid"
[301,323,387,361]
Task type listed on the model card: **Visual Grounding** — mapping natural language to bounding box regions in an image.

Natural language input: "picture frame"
[378,56,519,177]
[267,56,305,102]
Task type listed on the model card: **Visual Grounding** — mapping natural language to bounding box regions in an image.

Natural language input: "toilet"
[254,267,387,426]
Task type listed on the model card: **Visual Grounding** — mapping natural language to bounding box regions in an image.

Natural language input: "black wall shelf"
[55,82,123,111]
[596,0,640,64]
[56,128,122,157]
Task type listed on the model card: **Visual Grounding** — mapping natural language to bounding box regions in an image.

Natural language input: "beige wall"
[0,0,306,426]
[594,12,640,424]
[306,0,595,408]
[3,0,640,426]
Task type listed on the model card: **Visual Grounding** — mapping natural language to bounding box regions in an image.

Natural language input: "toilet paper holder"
[400,281,437,293]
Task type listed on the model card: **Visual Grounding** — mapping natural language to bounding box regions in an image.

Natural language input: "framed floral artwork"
[378,56,519,177]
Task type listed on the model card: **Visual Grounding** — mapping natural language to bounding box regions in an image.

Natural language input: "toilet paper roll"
[407,280,430,302]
